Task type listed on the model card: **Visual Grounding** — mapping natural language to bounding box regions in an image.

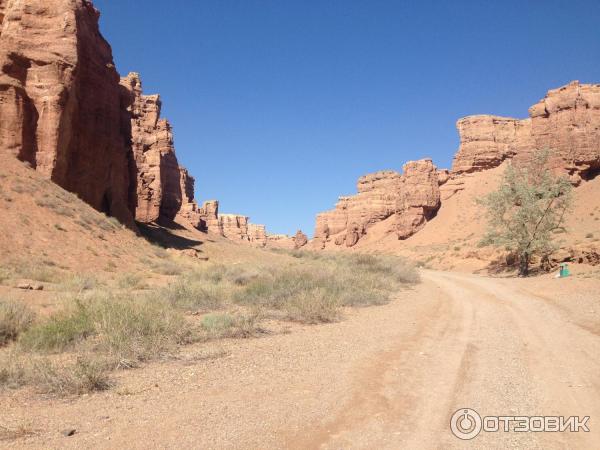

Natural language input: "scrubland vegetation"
[0,249,418,395]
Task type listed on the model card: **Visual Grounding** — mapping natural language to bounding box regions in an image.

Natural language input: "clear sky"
[95,0,600,236]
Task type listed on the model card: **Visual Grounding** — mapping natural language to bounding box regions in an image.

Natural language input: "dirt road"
[3,271,599,449]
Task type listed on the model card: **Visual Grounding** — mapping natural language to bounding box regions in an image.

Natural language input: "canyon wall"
[314,81,600,248]
[315,160,442,247]
[0,0,134,225]
[453,81,600,183]
[0,0,208,232]
[120,72,185,223]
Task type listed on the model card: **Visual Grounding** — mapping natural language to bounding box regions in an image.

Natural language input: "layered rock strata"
[453,81,600,183]
[0,0,134,225]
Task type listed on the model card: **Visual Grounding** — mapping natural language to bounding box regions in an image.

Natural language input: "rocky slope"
[313,81,600,256]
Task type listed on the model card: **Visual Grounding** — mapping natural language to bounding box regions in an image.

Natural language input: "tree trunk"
[519,252,530,277]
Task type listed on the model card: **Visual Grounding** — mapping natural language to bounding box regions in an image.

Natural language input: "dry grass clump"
[116,273,146,290]
[159,264,259,313]
[19,292,193,364]
[30,357,112,395]
[0,300,35,346]
[8,259,64,283]
[235,252,419,323]
[200,311,263,339]
[0,352,111,395]
[0,250,418,396]
[59,274,100,292]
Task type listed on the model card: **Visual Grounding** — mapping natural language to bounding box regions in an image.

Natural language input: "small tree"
[479,150,573,276]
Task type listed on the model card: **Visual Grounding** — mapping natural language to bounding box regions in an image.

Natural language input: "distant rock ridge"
[315,159,442,247]
[314,81,600,248]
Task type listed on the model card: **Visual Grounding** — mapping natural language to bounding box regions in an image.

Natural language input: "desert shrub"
[117,273,146,289]
[282,288,339,324]
[19,301,94,352]
[0,268,10,285]
[31,357,111,395]
[53,205,75,217]
[234,254,418,322]
[59,274,99,292]
[0,299,35,346]
[10,260,63,283]
[20,292,192,363]
[0,351,28,389]
[92,293,192,364]
[151,259,183,276]
[160,279,225,312]
[200,312,262,339]
[34,196,61,209]
[586,233,594,239]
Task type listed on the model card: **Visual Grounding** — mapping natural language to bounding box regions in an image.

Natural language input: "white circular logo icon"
[450,408,482,440]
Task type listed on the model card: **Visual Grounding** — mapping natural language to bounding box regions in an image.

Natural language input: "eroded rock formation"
[315,160,441,246]
[198,200,221,234]
[315,170,402,244]
[396,159,441,240]
[248,224,268,247]
[120,72,184,223]
[293,230,308,249]
[453,81,600,183]
[175,167,204,228]
[219,214,250,241]
[0,0,134,225]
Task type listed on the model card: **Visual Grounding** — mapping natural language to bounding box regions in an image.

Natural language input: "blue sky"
[95,0,600,236]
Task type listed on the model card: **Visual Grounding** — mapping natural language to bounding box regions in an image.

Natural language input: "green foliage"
[479,150,573,276]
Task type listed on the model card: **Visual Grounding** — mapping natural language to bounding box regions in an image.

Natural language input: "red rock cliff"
[119,72,183,223]
[453,81,600,183]
[0,0,135,225]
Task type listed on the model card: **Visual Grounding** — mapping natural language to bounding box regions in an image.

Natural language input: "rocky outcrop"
[396,159,441,239]
[293,230,308,249]
[248,224,267,247]
[315,170,402,243]
[219,214,249,241]
[175,167,204,228]
[198,200,221,234]
[315,160,441,246]
[453,81,600,183]
[0,0,134,226]
[452,116,532,174]
[120,73,182,222]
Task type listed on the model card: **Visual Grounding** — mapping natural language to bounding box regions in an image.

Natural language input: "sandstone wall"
[248,224,268,247]
[453,81,600,183]
[395,159,441,239]
[0,0,134,225]
[120,73,183,222]
[219,214,249,241]
[314,161,441,246]
[314,170,402,244]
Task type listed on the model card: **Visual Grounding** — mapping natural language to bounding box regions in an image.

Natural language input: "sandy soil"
[2,270,599,449]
